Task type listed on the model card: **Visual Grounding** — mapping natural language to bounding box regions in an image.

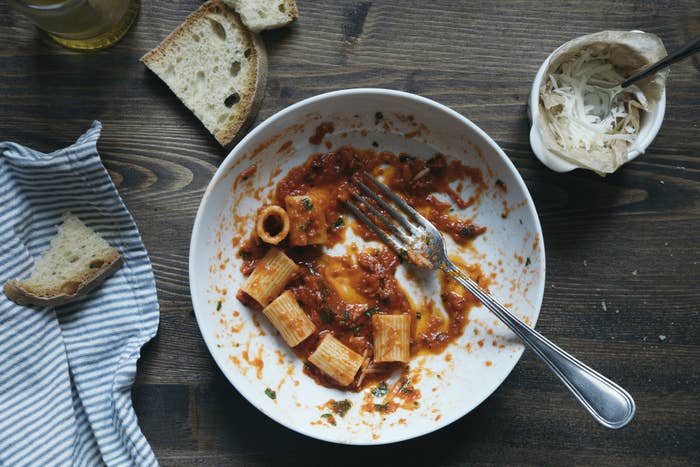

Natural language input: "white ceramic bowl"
[528,31,666,173]
[190,89,546,444]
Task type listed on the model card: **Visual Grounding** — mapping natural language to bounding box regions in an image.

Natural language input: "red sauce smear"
[237,164,257,183]
[236,146,488,391]
[277,140,293,153]
[309,121,335,145]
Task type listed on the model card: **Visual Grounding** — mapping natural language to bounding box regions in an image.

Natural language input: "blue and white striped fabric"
[0,122,160,467]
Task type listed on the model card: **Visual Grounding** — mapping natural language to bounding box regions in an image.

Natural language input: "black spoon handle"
[621,34,700,88]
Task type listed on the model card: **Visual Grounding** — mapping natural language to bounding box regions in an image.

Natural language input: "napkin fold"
[0,122,159,466]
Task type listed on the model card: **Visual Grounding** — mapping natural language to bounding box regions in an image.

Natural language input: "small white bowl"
[528,31,666,173]
[190,89,546,444]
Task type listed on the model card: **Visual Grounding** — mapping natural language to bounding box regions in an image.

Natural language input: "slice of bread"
[222,0,298,32]
[141,0,267,148]
[4,213,123,307]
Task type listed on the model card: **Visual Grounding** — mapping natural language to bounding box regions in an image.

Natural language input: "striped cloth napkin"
[0,122,160,466]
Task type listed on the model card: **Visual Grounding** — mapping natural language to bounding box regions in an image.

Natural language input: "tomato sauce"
[236,144,488,390]
[308,121,335,145]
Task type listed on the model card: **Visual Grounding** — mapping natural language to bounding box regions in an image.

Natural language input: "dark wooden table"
[2,1,699,465]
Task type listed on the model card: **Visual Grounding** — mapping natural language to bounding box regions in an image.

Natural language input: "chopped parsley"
[364,306,379,318]
[400,378,413,394]
[426,155,438,166]
[525,257,531,267]
[416,312,421,319]
[459,226,475,237]
[331,399,352,417]
[334,217,344,228]
[339,311,361,334]
[239,250,251,260]
[398,249,409,263]
[298,219,312,232]
[320,287,329,303]
[264,388,276,400]
[374,112,383,124]
[495,179,505,187]
[374,403,389,412]
[302,197,313,210]
[216,300,222,311]
[381,296,391,306]
[371,141,379,147]
[320,308,334,324]
[371,381,388,397]
[321,413,336,426]
[399,155,413,163]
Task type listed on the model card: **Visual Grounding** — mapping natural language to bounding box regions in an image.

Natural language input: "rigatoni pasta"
[256,205,290,245]
[234,145,492,393]
[239,247,299,306]
[308,334,364,386]
[284,194,327,246]
[372,314,411,363]
[262,290,315,347]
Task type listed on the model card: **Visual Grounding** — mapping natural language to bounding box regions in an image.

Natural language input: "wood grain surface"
[2,1,699,465]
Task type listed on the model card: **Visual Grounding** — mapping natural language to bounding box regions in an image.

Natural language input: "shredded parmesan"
[541,50,648,162]
[412,167,430,182]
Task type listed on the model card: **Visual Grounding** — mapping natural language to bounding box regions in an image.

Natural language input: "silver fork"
[345,171,635,429]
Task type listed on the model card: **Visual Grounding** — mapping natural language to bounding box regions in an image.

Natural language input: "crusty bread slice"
[141,0,267,148]
[3,213,123,307]
[222,0,298,32]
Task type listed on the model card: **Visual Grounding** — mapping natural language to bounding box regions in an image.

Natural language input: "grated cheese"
[540,50,648,163]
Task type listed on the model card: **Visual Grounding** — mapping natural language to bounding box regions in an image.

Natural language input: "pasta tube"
[372,314,411,363]
[262,290,315,347]
[285,194,328,246]
[239,247,299,306]
[308,334,363,386]
[256,205,290,245]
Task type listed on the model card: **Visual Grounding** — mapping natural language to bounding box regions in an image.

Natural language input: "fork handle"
[446,264,636,429]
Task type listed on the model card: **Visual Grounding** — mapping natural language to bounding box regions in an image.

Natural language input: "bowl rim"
[189,88,546,444]
[528,31,667,173]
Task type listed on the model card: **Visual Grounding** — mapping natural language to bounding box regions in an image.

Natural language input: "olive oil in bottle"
[8,0,139,50]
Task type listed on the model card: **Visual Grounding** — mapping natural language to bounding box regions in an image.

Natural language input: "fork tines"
[344,171,433,261]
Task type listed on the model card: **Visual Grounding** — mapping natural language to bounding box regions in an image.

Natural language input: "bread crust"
[140,0,267,149]
[285,0,299,22]
[3,253,123,307]
[222,32,267,149]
